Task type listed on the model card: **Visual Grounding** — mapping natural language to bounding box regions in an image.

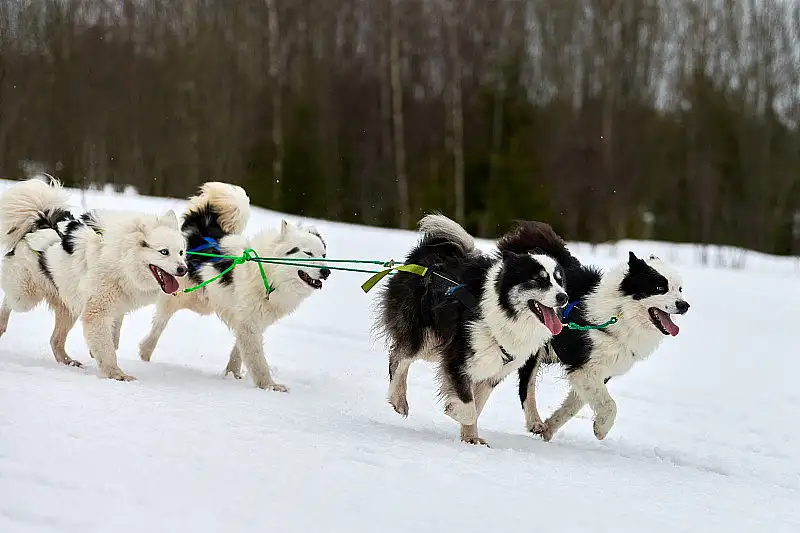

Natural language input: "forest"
[0,0,798,255]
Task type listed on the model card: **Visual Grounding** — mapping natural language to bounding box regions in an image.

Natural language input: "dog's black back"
[181,206,232,284]
[380,233,492,358]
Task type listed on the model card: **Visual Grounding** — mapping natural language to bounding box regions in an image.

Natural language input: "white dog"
[139,205,330,391]
[138,181,251,363]
[0,178,187,380]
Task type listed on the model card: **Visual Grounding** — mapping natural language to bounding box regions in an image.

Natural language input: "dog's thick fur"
[139,202,330,391]
[502,221,691,441]
[376,214,569,445]
[138,181,251,364]
[0,178,188,380]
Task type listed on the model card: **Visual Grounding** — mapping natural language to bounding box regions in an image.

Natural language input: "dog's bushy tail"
[497,220,579,269]
[184,182,251,236]
[418,213,476,255]
[0,178,72,251]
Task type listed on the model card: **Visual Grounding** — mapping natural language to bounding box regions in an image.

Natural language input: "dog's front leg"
[235,326,286,392]
[83,308,134,381]
[139,297,180,362]
[112,317,122,351]
[460,380,496,447]
[223,343,244,379]
[539,390,585,441]
[521,356,544,433]
[562,368,617,440]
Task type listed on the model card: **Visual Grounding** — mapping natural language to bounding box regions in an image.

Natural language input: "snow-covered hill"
[1,183,798,533]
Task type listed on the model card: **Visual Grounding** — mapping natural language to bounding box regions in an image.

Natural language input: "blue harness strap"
[563,300,579,319]
[188,237,224,263]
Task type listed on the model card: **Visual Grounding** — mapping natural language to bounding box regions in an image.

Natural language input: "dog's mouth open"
[649,307,679,336]
[298,270,323,289]
[149,265,180,294]
[528,300,563,335]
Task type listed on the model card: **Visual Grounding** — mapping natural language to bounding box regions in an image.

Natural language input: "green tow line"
[563,315,619,331]
[183,251,427,295]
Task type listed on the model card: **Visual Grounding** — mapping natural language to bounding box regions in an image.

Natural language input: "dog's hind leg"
[388,348,415,417]
[235,325,286,392]
[460,380,497,446]
[84,306,135,381]
[50,302,81,367]
[0,299,11,337]
[139,297,179,362]
[223,343,244,379]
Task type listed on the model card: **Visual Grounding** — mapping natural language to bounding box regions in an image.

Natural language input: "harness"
[421,269,515,366]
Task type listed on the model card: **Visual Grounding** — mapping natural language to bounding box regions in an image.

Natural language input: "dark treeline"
[1,0,798,255]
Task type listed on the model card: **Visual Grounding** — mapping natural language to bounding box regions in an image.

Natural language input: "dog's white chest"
[590,328,662,378]
[467,323,538,382]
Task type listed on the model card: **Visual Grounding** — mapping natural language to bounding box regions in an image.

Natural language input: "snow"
[1,181,798,533]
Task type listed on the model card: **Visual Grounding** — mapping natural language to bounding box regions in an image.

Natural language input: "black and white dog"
[376,214,568,446]
[500,221,690,442]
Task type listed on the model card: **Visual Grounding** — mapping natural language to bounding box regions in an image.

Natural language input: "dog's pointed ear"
[158,210,179,229]
[649,254,659,260]
[628,251,640,266]
[280,219,290,236]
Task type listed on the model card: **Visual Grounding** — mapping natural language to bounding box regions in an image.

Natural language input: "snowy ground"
[1,182,798,533]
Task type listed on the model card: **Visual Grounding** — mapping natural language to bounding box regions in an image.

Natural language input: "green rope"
[183,250,427,293]
[184,248,273,295]
[563,315,619,331]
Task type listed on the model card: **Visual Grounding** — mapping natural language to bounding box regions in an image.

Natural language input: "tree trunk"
[266,0,284,208]
[389,0,410,228]
[446,0,465,225]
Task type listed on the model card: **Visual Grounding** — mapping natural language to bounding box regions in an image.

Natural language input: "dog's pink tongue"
[541,305,563,335]
[162,272,179,295]
[654,308,679,336]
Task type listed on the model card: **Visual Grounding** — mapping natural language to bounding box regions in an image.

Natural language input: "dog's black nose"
[675,300,690,314]
[176,265,188,277]
[556,292,568,306]
[320,268,331,280]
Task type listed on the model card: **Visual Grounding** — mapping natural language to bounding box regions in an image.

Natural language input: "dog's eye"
[179,250,184,256]
[656,286,666,293]
[159,249,169,256]
[304,251,314,257]
[285,247,299,256]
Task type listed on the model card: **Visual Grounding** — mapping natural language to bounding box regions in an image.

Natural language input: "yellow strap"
[361,264,428,293]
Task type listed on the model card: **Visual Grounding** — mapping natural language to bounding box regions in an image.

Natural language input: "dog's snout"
[555,292,568,307]
[675,300,690,314]
[320,268,331,280]
[176,264,188,277]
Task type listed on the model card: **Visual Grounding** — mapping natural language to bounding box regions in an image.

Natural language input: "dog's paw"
[266,383,289,393]
[388,393,409,417]
[139,350,152,362]
[224,368,244,380]
[107,370,137,382]
[532,421,556,442]
[444,401,477,426]
[62,357,83,368]
[593,404,617,440]
[223,363,244,380]
[593,418,614,440]
[462,436,490,447]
